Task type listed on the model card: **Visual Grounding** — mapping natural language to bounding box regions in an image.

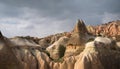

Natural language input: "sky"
[0,0,120,37]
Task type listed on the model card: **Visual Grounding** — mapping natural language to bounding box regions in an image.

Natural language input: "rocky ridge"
[0,20,120,69]
[87,20,120,38]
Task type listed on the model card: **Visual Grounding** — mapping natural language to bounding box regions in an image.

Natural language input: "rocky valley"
[0,20,120,69]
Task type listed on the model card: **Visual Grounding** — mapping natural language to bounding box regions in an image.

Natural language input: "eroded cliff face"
[1,34,120,69]
[1,20,120,69]
[0,31,23,69]
[65,19,94,57]
[87,20,120,38]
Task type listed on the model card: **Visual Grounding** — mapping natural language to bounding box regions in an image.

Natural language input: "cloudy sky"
[0,0,120,37]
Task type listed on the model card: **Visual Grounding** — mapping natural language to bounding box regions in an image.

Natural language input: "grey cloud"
[0,0,120,21]
[0,0,120,37]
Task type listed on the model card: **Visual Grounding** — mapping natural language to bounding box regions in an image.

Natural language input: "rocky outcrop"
[10,36,40,47]
[38,33,66,49]
[88,20,120,38]
[72,19,88,34]
[9,32,66,49]
[65,20,94,57]
[1,20,120,69]
[46,36,69,59]
[0,31,23,69]
[86,25,96,35]
[74,39,120,69]
[68,19,88,46]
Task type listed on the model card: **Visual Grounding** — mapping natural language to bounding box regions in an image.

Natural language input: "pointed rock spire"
[0,31,4,40]
[0,31,2,36]
[73,19,88,33]
[67,19,90,46]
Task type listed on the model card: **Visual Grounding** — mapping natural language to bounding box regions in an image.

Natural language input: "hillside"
[0,20,120,69]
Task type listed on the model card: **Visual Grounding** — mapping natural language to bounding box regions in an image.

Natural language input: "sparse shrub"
[87,38,94,42]
[43,50,50,57]
[59,45,66,58]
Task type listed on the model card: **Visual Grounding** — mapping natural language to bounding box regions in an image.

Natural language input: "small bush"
[59,45,66,58]
[87,38,94,42]
[43,50,50,57]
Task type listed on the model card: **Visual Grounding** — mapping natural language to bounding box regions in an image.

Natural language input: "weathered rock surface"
[9,37,120,69]
[75,40,120,69]
[96,21,120,36]
[10,36,40,46]
[65,20,94,57]
[0,31,23,69]
[1,20,120,69]
[46,36,69,59]
[87,20,120,38]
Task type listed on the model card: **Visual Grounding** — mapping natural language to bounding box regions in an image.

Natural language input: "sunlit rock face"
[87,20,120,50]
[65,20,94,57]
[10,36,40,47]
[46,36,69,59]
[74,41,104,69]
[88,20,120,38]
[1,20,120,69]
[74,37,120,69]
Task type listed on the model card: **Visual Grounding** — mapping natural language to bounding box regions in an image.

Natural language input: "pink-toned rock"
[90,20,120,38]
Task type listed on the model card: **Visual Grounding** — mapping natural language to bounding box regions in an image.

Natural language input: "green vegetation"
[42,50,50,57]
[59,45,66,58]
[87,38,94,42]
[51,45,66,62]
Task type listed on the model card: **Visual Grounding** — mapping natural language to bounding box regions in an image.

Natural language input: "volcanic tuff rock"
[87,20,120,38]
[1,31,120,69]
[86,25,96,35]
[67,19,94,46]
[72,19,88,34]
[10,36,40,46]
[65,19,94,57]
[10,32,66,49]
[46,36,69,59]
[96,20,120,36]
[1,20,120,69]
[75,41,120,69]
[0,31,23,69]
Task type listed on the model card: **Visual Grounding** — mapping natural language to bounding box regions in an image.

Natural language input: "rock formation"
[86,25,96,35]
[88,20,120,38]
[65,19,94,57]
[72,19,88,33]
[46,36,69,59]
[74,41,104,69]
[38,32,67,49]
[0,20,120,69]
[68,19,88,46]
[0,31,23,69]
[74,38,120,69]
[10,36,40,47]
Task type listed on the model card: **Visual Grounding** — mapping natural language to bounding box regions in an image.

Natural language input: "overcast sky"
[0,0,120,37]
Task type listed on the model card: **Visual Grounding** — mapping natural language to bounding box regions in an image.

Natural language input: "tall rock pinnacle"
[67,19,89,46]
[73,19,88,34]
